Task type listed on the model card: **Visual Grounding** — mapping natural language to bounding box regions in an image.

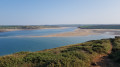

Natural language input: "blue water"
[0,27,115,56]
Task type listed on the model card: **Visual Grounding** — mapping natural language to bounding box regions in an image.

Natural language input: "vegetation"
[109,37,120,63]
[0,37,120,67]
[79,25,120,29]
[0,25,58,29]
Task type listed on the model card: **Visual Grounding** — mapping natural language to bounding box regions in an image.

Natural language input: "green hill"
[79,25,120,29]
[0,37,120,67]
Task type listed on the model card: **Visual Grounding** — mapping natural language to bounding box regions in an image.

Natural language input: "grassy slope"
[0,38,119,67]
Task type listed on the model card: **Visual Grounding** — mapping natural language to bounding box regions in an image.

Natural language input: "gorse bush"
[109,50,120,63]
[109,38,120,63]
[0,56,23,67]
[92,44,106,53]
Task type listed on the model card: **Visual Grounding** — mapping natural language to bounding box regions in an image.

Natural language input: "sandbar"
[29,29,120,37]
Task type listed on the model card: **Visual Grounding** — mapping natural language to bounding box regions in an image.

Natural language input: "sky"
[0,0,120,25]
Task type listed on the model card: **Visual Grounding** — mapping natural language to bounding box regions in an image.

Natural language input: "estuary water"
[0,27,115,56]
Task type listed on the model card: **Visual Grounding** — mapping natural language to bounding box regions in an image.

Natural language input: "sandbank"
[28,29,120,37]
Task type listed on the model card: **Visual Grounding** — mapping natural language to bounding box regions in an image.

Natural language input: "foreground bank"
[0,37,120,67]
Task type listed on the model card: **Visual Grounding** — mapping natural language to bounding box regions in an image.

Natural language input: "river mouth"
[0,27,119,56]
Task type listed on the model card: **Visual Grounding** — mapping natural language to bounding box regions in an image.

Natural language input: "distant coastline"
[0,27,69,33]
[0,29,22,32]
[0,25,65,32]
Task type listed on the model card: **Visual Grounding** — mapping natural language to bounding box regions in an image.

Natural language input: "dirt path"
[91,44,118,67]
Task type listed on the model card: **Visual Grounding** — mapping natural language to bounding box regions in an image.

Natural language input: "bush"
[0,56,23,67]
[109,38,120,63]
[92,44,106,53]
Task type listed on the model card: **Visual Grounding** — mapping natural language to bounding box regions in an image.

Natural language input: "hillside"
[79,25,120,29]
[0,37,120,67]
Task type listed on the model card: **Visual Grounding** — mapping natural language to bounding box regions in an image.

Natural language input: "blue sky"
[0,0,120,25]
